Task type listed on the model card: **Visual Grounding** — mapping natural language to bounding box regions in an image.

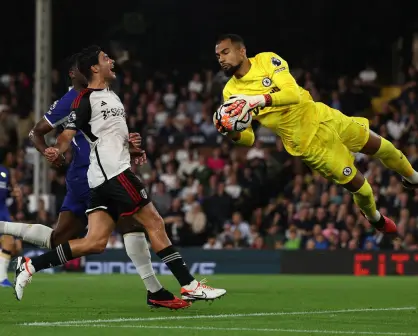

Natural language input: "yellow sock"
[372,137,414,179]
[352,179,379,221]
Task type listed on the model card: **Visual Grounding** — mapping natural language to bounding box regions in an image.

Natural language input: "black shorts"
[86,169,151,221]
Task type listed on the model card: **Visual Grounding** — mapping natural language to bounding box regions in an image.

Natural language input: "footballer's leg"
[117,217,188,309]
[336,113,416,231]
[0,234,14,287]
[50,194,90,246]
[359,130,418,189]
[341,170,397,235]
[115,169,225,302]
[14,210,115,301]
[302,120,396,235]
[132,203,226,302]
[50,211,86,246]
[0,210,16,287]
[98,171,191,308]
[0,193,86,249]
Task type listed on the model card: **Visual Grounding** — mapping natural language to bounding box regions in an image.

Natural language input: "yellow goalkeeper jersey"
[222,52,319,156]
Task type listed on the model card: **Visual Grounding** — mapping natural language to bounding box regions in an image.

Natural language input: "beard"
[222,62,242,77]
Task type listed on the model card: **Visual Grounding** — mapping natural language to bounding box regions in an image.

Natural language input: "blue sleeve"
[44,89,78,128]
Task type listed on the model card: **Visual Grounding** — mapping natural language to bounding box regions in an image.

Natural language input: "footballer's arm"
[267,73,300,106]
[45,93,91,163]
[29,119,66,167]
[263,53,300,107]
[54,129,77,155]
[226,127,255,147]
[44,129,76,163]
[248,53,301,108]
[29,119,53,155]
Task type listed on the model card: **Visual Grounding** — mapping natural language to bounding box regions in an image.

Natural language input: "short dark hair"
[77,45,101,81]
[67,52,81,72]
[216,34,245,47]
[0,148,12,165]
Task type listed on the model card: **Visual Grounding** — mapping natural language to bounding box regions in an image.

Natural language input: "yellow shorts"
[301,102,370,185]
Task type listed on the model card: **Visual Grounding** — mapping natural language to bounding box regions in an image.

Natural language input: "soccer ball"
[215,102,252,132]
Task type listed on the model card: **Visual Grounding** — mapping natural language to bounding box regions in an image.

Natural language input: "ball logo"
[262,78,272,87]
[343,167,352,176]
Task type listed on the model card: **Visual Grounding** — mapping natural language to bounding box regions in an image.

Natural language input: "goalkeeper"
[213,34,418,234]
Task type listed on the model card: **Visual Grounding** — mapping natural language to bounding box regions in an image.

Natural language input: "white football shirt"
[66,88,131,188]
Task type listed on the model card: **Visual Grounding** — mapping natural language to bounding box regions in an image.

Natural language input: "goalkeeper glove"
[224,94,271,121]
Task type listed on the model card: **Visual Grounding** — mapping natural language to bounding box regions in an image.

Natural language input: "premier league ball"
[215,102,252,132]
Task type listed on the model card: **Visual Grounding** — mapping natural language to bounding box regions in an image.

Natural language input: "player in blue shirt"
[0,151,21,287]
[0,54,189,309]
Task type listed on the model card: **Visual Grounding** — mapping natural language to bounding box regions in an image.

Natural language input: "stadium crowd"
[0,62,417,252]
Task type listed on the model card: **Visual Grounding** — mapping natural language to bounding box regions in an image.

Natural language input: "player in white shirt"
[14,45,226,303]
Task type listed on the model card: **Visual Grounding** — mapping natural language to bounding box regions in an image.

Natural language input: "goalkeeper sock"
[31,242,73,272]
[124,232,163,293]
[156,245,195,287]
[372,137,418,183]
[352,179,383,229]
[0,221,52,249]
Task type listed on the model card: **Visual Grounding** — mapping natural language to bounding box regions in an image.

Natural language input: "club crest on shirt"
[343,167,352,176]
[262,77,272,87]
[271,57,282,67]
[68,111,76,123]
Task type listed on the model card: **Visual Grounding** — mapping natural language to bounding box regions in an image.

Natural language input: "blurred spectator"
[163,83,177,111]
[185,203,207,235]
[246,140,265,160]
[387,112,406,140]
[152,181,172,215]
[107,232,124,249]
[188,73,203,94]
[284,227,301,250]
[203,236,222,250]
[206,148,225,173]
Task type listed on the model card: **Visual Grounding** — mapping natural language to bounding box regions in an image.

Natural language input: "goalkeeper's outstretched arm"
[227,126,255,146]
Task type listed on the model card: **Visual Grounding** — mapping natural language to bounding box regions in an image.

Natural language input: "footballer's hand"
[44,147,60,163]
[129,132,142,149]
[130,147,147,166]
[135,150,147,166]
[51,153,66,168]
[225,94,268,120]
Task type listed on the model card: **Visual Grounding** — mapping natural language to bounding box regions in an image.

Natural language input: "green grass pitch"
[0,274,417,336]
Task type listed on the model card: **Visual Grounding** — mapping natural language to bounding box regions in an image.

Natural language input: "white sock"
[183,280,199,289]
[0,221,52,249]
[123,232,163,293]
[405,170,418,184]
[365,210,381,223]
[0,251,11,281]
